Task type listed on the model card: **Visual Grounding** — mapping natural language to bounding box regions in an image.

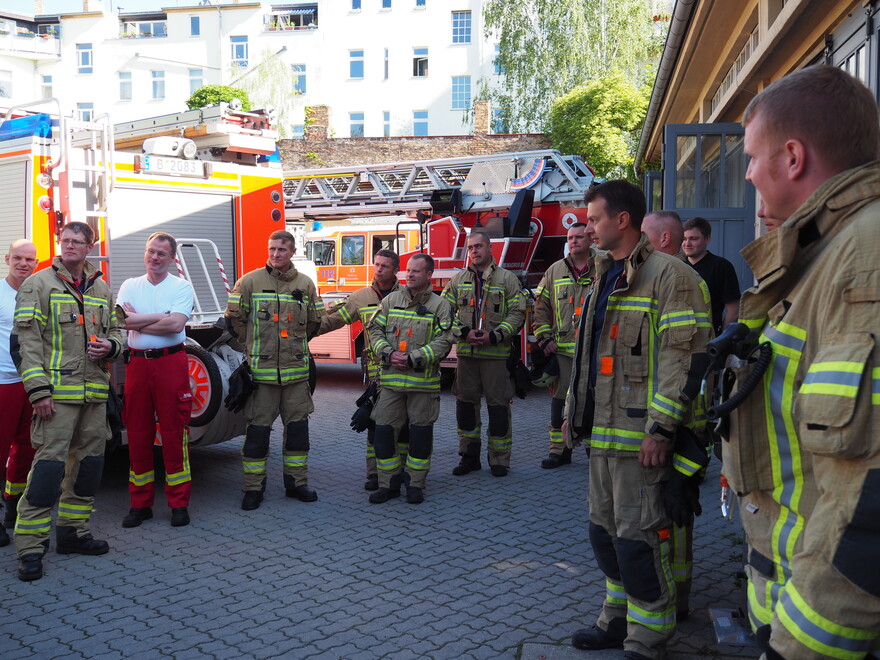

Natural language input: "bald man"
[0,240,38,543]
[641,210,684,257]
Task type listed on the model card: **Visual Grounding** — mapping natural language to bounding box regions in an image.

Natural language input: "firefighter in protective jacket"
[367,253,452,504]
[319,249,402,491]
[224,230,324,511]
[441,231,526,477]
[564,182,712,659]
[12,222,124,582]
[726,65,880,660]
[532,223,596,468]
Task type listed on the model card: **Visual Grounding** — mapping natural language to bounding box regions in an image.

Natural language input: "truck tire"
[187,344,223,428]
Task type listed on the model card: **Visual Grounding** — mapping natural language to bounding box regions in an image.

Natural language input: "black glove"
[356,381,379,408]
[661,470,702,527]
[224,361,257,413]
[350,402,373,433]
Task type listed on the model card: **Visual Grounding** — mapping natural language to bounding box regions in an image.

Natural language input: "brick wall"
[279,102,552,170]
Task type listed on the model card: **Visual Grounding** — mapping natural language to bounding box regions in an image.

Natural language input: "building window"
[351,0,361,10]
[41,75,52,99]
[451,75,471,110]
[350,50,364,79]
[494,44,505,74]
[416,0,426,6]
[350,112,364,137]
[492,108,506,134]
[231,36,248,68]
[292,64,307,94]
[292,124,304,139]
[383,110,390,137]
[413,110,428,136]
[190,16,200,36]
[77,43,93,74]
[382,0,391,8]
[77,102,94,122]
[189,68,203,95]
[120,21,167,38]
[119,71,132,101]
[452,11,471,44]
[0,70,11,99]
[151,70,165,100]
[413,47,428,77]
[384,48,389,80]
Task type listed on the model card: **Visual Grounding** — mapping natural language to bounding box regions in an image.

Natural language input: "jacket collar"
[265,261,299,282]
[52,257,102,286]
[595,232,653,284]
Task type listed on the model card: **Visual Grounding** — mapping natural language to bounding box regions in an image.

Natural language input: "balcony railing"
[0,31,60,57]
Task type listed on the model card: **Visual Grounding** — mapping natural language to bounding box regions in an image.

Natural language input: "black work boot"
[364,475,379,491]
[3,494,20,529]
[452,454,481,476]
[241,490,264,511]
[286,485,318,502]
[541,447,572,469]
[56,527,109,556]
[0,523,9,548]
[571,617,626,650]
[406,487,424,504]
[122,507,153,528]
[18,553,43,581]
[170,507,190,527]
[490,465,509,477]
[369,473,403,503]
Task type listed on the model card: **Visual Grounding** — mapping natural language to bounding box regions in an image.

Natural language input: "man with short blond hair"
[0,239,38,543]
[117,232,195,529]
[225,229,324,510]
[730,64,880,660]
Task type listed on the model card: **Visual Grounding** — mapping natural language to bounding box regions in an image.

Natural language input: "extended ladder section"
[283,149,595,221]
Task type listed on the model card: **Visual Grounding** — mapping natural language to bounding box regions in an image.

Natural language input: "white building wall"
[0,1,502,136]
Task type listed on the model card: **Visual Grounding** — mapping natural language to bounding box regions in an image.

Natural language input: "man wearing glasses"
[11,221,124,581]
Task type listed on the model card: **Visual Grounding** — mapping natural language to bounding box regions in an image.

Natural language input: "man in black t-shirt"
[682,217,740,335]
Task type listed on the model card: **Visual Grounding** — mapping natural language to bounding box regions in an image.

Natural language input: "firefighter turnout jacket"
[533,249,597,357]
[724,163,880,659]
[368,287,453,392]
[13,257,123,404]
[320,282,401,381]
[441,258,526,360]
[225,262,323,384]
[566,234,713,450]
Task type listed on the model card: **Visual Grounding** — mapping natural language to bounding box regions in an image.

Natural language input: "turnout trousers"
[0,382,36,499]
[15,402,108,558]
[454,355,513,468]
[124,350,192,509]
[547,353,572,455]
[589,453,676,660]
[242,380,313,491]
[372,389,439,489]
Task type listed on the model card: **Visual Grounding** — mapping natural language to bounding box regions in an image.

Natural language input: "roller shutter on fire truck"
[106,188,235,306]
[0,161,28,275]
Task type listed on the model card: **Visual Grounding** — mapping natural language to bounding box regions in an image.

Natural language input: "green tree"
[186,85,251,111]
[483,0,664,132]
[548,73,649,181]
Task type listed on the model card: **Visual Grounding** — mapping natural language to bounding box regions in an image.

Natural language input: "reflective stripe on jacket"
[13,257,123,404]
[225,263,323,384]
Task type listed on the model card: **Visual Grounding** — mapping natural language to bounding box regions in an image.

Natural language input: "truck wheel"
[186,345,223,428]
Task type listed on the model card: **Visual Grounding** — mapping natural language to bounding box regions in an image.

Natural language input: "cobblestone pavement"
[0,364,758,660]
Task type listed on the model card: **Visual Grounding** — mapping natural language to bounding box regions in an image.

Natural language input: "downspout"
[634,0,698,174]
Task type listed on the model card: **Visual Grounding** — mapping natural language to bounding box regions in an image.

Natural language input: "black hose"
[707,342,773,420]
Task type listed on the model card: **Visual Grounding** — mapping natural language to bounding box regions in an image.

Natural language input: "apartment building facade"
[0,0,503,137]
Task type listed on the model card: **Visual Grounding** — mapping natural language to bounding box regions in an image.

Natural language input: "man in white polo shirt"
[117,232,195,529]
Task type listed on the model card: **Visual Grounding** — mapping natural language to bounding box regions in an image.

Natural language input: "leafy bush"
[186,85,251,111]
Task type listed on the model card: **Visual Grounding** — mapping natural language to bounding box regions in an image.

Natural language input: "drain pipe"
[634,0,698,174]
